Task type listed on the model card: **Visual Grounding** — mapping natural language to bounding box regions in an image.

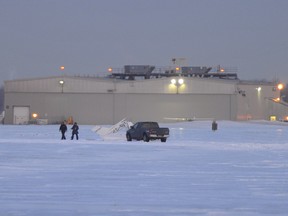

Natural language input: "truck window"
[142,122,159,128]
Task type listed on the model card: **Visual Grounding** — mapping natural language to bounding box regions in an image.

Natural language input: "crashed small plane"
[92,118,133,137]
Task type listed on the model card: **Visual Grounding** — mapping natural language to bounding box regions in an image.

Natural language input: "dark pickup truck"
[126,122,169,142]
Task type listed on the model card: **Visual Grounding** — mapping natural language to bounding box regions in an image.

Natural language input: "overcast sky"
[1,0,288,86]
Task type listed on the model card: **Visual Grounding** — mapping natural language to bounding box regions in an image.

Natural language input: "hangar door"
[13,106,29,124]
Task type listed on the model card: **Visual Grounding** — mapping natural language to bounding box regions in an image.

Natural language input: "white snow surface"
[0,121,288,216]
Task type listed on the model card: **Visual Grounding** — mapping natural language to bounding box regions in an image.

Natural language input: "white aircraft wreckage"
[92,118,133,139]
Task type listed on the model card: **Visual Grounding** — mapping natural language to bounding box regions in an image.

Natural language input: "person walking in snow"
[59,121,67,140]
[212,120,218,131]
[71,122,79,140]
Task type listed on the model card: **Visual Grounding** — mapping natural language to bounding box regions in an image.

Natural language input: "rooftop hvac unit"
[124,65,155,74]
[181,66,212,74]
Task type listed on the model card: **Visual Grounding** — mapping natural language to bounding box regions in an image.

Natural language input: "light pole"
[59,66,65,93]
[171,78,184,94]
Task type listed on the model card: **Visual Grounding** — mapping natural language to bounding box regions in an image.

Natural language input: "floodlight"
[277,83,284,90]
[178,78,184,85]
[171,79,176,85]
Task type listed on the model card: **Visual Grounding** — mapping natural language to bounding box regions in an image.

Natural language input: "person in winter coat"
[212,120,218,131]
[59,121,67,140]
[71,122,79,140]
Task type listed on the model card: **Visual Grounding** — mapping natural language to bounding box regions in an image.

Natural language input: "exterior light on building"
[277,83,284,90]
[217,65,225,72]
[60,66,65,71]
[175,67,180,72]
[32,113,38,118]
[178,78,184,85]
[270,115,277,121]
[171,78,177,85]
[170,78,185,94]
[59,80,64,93]
[108,67,113,72]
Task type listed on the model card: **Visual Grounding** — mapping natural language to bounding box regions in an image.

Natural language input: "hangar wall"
[4,92,236,124]
[4,76,284,125]
[235,82,284,120]
[114,93,236,123]
[4,76,237,94]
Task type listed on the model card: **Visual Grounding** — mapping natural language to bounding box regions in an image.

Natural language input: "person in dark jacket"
[71,122,79,140]
[59,121,67,140]
[212,120,218,131]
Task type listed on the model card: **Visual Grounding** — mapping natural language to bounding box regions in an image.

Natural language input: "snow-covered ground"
[0,121,288,216]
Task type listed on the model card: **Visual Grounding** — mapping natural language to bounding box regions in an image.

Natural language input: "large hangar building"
[3,65,287,125]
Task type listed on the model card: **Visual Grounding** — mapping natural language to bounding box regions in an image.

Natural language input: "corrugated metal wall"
[4,92,235,124]
[4,76,285,124]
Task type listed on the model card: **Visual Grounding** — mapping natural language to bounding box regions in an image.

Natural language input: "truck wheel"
[161,138,167,142]
[143,133,149,142]
[126,133,132,141]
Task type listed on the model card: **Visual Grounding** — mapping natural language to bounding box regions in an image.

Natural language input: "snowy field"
[0,121,288,216]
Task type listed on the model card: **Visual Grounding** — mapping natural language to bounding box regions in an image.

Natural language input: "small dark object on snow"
[212,120,218,131]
